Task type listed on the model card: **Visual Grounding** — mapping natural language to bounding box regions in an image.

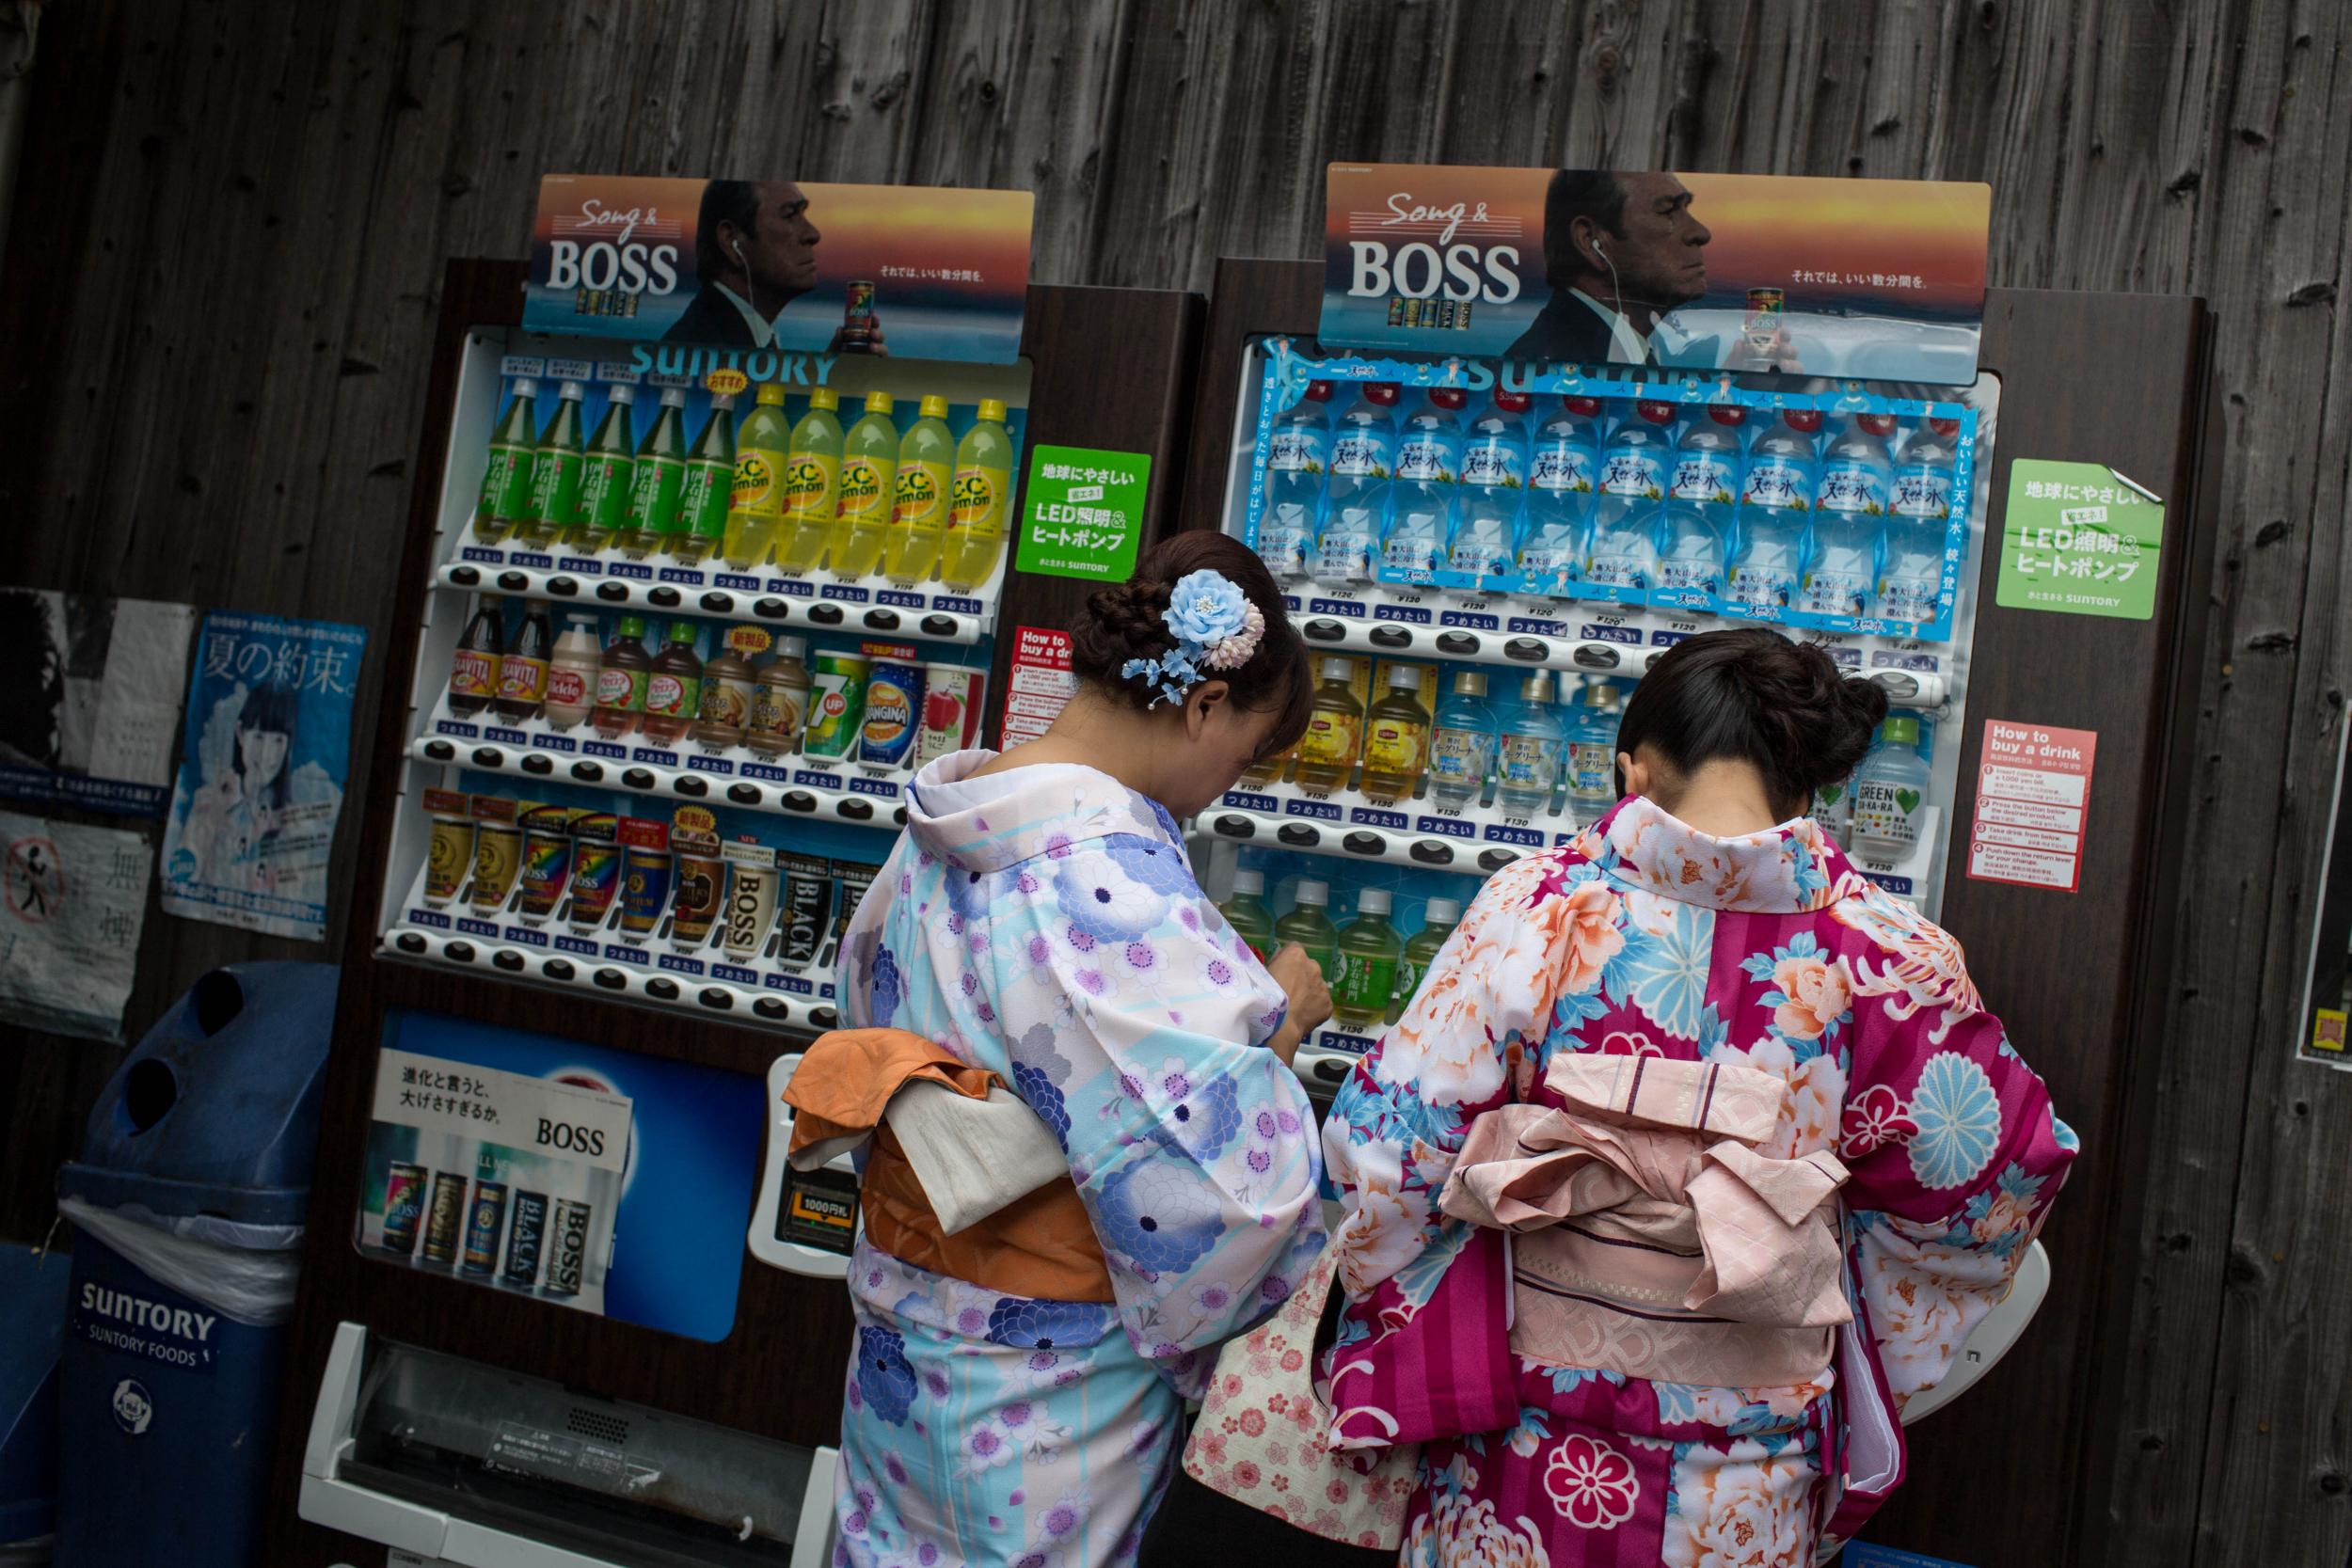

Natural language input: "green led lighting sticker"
[1995,459,2164,619]
[1016,445,1150,581]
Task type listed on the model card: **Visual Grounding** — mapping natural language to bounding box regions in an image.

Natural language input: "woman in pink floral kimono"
[1320,628,2075,1566]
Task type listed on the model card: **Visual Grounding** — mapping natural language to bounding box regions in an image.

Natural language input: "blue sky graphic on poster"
[160,610,366,942]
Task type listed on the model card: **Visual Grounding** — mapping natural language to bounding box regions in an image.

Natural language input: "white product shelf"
[1192,776,1586,873]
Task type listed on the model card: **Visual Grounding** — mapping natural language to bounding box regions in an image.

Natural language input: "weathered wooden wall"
[1,2,2345,1563]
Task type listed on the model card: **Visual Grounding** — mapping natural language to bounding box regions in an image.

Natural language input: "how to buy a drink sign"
[1320,163,1989,385]
[524,173,1033,365]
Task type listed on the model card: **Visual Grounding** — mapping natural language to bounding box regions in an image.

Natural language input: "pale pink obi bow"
[1439,1053,1852,1388]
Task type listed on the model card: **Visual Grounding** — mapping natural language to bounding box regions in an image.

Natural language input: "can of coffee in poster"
[1744,286,1785,356]
[502,1189,548,1288]
[381,1160,427,1255]
[841,279,877,351]
[421,1171,468,1264]
[544,1197,594,1296]
[857,658,923,772]
[802,652,868,762]
[779,851,834,969]
[463,1180,510,1274]
[913,664,984,768]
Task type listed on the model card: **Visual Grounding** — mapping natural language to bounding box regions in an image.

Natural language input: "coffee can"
[857,658,924,772]
[502,1189,548,1288]
[779,852,834,969]
[544,1197,594,1297]
[380,1160,427,1256]
[421,1171,468,1264]
[914,664,984,768]
[462,1180,510,1274]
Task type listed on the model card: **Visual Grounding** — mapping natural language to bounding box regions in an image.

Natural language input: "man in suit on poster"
[664,180,888,354]
[1503,169,1793,372]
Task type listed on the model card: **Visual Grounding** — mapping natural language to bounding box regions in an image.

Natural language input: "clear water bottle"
[1450,478,1522,580]
[1459,389,1533,489]
[1654,499,1725,601]
[1585,400,1675,592]
[1426,670,1499,809]
[1384,388,1465,578]
[1530,394,1604,498]
[1316,383,1399,584]
[1496,671,1565,816]
[1851,715,1932,861]
[1564,675,1624,820]
[1740,407,1822,514]
[1259,379,1333,580]
[1670,404,1747,506]
[1881,416,1959,625]
[1804,412,1896,617]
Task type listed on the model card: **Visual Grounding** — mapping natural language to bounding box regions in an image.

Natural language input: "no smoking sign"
[6,835,65,924]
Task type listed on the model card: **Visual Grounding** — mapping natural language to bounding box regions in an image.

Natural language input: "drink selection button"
[648,586,681,608]
[520,753,552,775]
[1436,632,1483,656]
[700,592,736,614]
[1369,626,1412,648]
[445,942,475,963]
[1409,840,1457,866]
[782,790,818,813]
[497,571,529,593]
[543,958,575,981]
[863,610,901,630]
[698,988,734,1010]
[646,977,679,1001]
[422,739,455,762]
[471,747,504,768]
[1343,832,1385,856]
[754,597,791,619]
[727,784,763,806]
[920,614,959,637]
[596,581,629,602]
[571,761,604,782]
[593,968,628,990]
[1476,847,1521,873]
[449,565,482,587]
[754,996,791,1022]
[622,768,656,789]
[807,603,846,625]
[547,577,579,596]
[493,950,525,973]
[395,932,427,954]
[675,775,707,797]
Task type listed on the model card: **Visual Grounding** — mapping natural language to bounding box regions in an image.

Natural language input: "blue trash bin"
[53,962,338,1568]
[0,1241,71,1564]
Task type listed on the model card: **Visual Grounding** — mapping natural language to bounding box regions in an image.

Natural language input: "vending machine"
[265,202,1205,1564]
[1176,173,2219,1565]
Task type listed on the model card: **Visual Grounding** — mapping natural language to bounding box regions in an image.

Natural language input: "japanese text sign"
[1015,446,1150,582]
[1995,459,2164,619]
[1968,720,2098,894]
[1321,164,1989,384]
[373,1047,633,1174]
[524,174,1032,364]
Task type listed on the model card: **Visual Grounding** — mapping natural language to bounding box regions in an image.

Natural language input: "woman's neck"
[1658,760,1787,837]
[967,689,1163,800]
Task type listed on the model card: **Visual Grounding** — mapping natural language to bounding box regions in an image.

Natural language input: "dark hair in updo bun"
[1615,626,1890,818]
[1069,532,1312,756]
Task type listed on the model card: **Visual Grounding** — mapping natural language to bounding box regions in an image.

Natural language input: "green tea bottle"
[1331,888,1402,1031]
[568,385,636,551]
[883,394,956,583]
[829,390,902,580]
[939,398,1013,590]
[616,388,689,559]
[473,377,538,544]
[1273,878,1340,984]
[667,391,739,564]
[1390,895,1460,1023]
[1292,657,1364,794]
[516,379,586,548]
[723,381,794,569]
[1218,867,1277,963]
[773,388,845,575]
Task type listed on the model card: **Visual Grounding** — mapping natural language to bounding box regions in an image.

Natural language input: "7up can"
[802,651,869,763]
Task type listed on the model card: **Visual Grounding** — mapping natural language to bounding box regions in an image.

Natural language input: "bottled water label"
[1893,467,1954,519]
[1599,451,1664,499]
[1740,460,1809,510]
[1330,434,1388,477]
[1315,529,1375,580]
[1518,542,1575,577]
[1395,437,1453,482]
[1584,553,1649,591]
[1801,571,1870,617]
[1460,443,1525,487]
[1879,578,1940,624]
[1428,727,1491,791]
[1816,459,1888,515]
[1268,430,1327,473]
[1532,445,1596,493]
[1497,734,1557,792]
[1671,455,1739,504]
[1383,535,1443,576]
[1726,565,1794,609]
[1657,557,1721,594]
[1851,777,1922,850]
[1258,515,1308,577]
[1451,538,1513,578]
[1565,740,1614,800]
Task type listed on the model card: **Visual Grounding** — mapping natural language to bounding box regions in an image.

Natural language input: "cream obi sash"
[1438,1053,1851,1388]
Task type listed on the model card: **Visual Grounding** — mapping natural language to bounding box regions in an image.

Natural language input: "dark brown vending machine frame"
[1182,261,2220,1568]
[264,259,1204,1566]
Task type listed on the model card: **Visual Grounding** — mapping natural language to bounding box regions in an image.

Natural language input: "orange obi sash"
[782,1028,1116,1304]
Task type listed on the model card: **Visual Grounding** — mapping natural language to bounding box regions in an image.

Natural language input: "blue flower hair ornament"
[1120,569,1267,708]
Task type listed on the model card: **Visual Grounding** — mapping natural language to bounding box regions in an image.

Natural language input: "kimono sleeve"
[1322,853,1570,1306]
[1831,889,2078,1408]
[1005,834,1325,1391]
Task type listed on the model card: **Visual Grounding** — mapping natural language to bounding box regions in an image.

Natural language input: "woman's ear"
[1617,748,1646,800]
[1184,679,1232,740]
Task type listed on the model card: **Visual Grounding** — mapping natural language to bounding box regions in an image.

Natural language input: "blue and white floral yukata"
[831,751,1327,1567]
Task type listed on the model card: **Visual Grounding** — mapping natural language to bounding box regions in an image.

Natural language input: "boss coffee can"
[421,1171,468,1265]
[380,1161,427,1256]
[544,1197,594,1297]
[462,1180,510,1275]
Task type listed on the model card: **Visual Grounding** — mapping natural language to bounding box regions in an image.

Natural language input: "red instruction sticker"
[1967,720,2097,893]
[1000,626,1077,749]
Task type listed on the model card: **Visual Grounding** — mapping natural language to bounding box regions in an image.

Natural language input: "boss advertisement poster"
[352,1008,761,1342]
[1322,164,1989,384]
[523,173,1033,364]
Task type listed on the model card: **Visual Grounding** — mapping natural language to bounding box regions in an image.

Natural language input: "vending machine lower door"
[298,1323,837,1567]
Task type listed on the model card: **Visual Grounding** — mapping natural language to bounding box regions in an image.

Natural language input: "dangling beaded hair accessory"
[1120,569,1266,708]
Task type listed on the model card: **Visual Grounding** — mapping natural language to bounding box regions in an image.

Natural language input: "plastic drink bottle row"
[1258,381,1960,622]
[469,378,1014,591]
[1217,872,1462,1032]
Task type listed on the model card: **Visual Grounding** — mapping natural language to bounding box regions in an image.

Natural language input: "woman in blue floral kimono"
[828,533,1333,1567]
[1321,629,2076,1566]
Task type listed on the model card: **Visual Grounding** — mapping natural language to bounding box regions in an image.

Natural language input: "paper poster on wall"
[1967,720,2097,893]
[1001,626,1076,748]
[353,1007,762,1341]
[0,589,195,817]
[1994,459,2164,619]
[0,806,153,1041]
[159,611,366,942]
